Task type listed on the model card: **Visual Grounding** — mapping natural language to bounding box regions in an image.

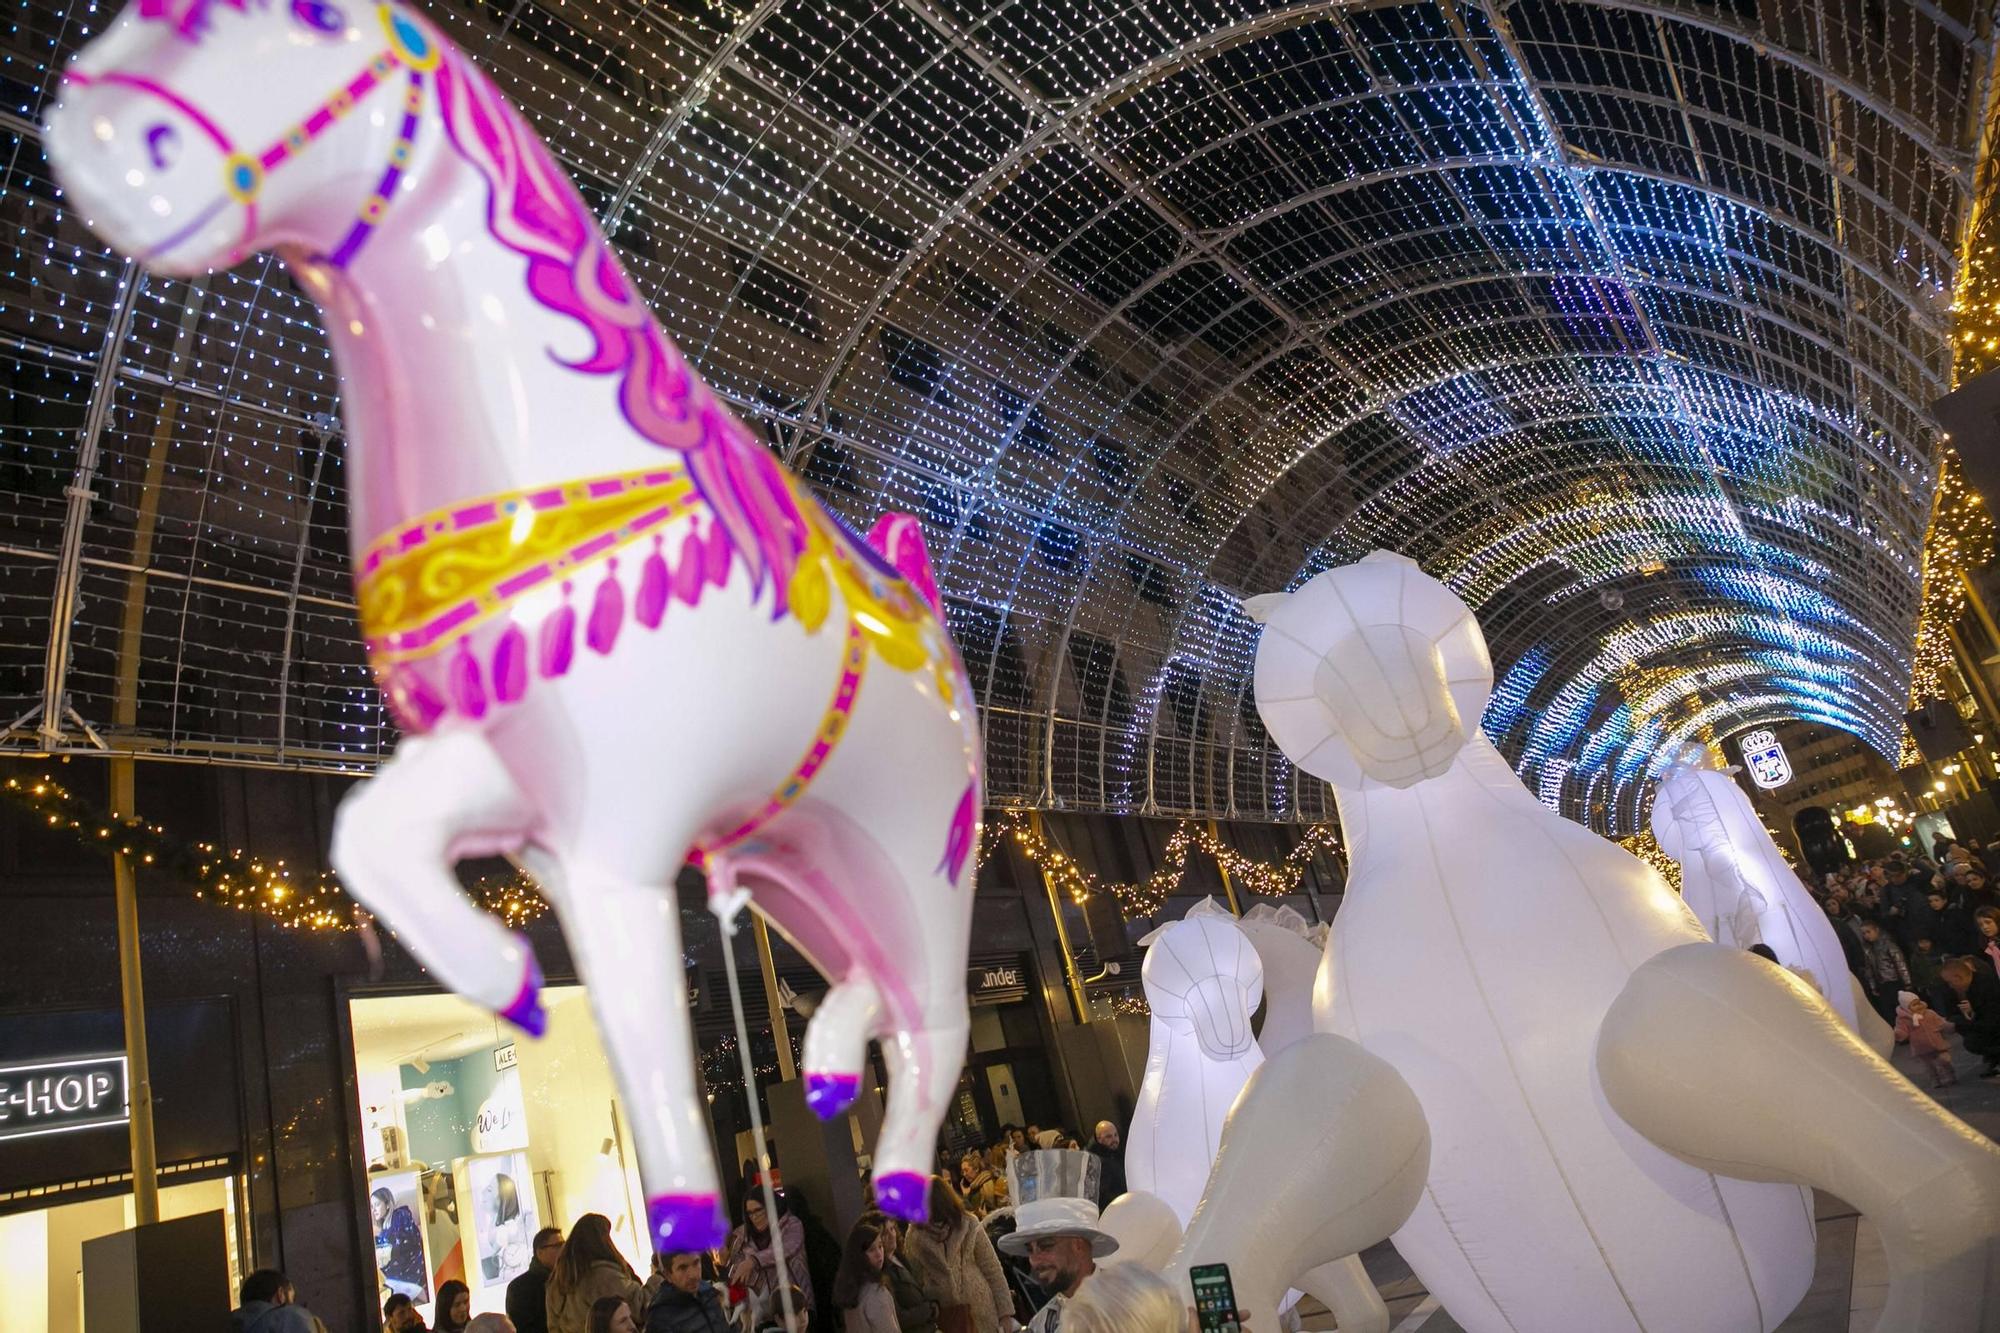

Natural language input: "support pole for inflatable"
[753,915,796,1081]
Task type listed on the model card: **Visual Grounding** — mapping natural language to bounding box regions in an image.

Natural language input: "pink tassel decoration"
[448,637,488,719]
[636,535,670,629]
[540,582,577,678]
[588,559,625,655]
[674,527,706,606]
[493,623,529,703]
[704,521,732,590]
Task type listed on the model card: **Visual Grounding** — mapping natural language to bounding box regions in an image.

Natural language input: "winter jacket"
[842,1284,901,1333]
[649,1282,735,1333]
[1859,934,1911,991]
[549,1261,647,1333]
[904,1217,1012,1333]
[508,1260,553,1333]
[1896,1005,1956,1056]
[230,1302,322,1333]
[885,1257,938,1333]
[1086,1144,1126,1205]
[725,1215,815,1313]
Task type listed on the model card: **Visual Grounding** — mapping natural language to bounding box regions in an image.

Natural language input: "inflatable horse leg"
[1166,1035,1429,1333]
[875,1009,970,1217]
[538,852,727,1251]
[800,976,883,1118]
[1600,943,2000,1333]
[331,730,544,1029]
[1295,1257,1389,1333]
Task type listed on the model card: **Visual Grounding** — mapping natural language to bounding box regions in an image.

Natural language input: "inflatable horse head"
[43,0,454,275]
[1244,551,1491,789]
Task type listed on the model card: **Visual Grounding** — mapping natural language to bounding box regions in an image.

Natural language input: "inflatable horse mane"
[45,0,981,1246]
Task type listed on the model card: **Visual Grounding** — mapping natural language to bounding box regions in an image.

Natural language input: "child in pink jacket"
[1896,990,1958,1088]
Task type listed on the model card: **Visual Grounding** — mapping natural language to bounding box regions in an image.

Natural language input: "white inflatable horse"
[44,0,981,1245]
[1127,899,1263,1227]
[1651,746,1867,1036]
[1241,551,2000,1333]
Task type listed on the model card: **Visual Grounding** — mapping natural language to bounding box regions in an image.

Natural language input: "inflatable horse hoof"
[648,1193,729,1251]
[804,1071,860,1119]
[1601,943,2000,1333]
[874,1170,931,1222]
[498,949,547,1038]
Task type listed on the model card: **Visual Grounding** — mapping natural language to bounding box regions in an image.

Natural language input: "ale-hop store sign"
[0,1054,130,1142]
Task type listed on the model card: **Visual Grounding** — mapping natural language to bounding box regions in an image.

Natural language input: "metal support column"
[1029,811,1090,1023]
[753,916,796,1081]
[110,759,160,1225]
[1207,819,1243,915]
[39,260,144,747]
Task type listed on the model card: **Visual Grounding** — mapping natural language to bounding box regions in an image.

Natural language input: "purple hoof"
[498,951,547,1038]
[804,1071,860,1120]
[874,1171,930,1223]
[649,1193,728,1250]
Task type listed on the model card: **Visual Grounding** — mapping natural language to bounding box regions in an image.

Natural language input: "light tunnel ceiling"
[0,0,1985,832]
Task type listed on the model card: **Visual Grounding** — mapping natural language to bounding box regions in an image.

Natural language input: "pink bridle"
[63,2,436,268]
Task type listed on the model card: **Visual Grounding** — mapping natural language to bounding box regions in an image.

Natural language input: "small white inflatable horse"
[1127,899,1263,1227]
[45,0,981,1246]
[1651,746,1866,1035]
[1240,551,2000,1333]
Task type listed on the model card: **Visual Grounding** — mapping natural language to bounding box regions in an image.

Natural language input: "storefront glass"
[350,986,654,1322]
[0,1171,245,1332]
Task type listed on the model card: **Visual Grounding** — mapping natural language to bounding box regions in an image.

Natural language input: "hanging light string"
[3,772,1339,931]
[2,771,550,932]
[995,810,1343,920]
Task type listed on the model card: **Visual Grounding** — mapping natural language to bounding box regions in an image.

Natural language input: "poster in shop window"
[369,1170,432,1306]
[458,1150,540,1292]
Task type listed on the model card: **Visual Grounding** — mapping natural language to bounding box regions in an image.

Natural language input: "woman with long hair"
[587,1294,640,1333]
[547,1213,646,1333]
[434,1280,472,1333]
[723,1192,815,1315]
[831,1221,898,1333]
[900,1178,1016,1333]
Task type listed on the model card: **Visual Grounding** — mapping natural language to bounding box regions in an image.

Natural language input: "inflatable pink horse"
[44,0,982,1247]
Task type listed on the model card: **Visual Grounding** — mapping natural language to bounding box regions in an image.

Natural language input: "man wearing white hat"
[996,1150,1120,1333]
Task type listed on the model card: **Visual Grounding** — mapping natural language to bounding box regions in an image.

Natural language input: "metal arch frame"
[1508,615,1912,745]
[800,2,1964,811]
[1190,346,1922,571]
[787,0,1968,429]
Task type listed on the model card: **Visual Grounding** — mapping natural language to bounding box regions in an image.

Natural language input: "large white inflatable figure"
[1163,1034,1429,1333]
[1234,904,1326,1056]
[1651,747,1862,1034]
[43,0,982,1247]
[1127,899,1263,1227]
[1246,551,2000,1332]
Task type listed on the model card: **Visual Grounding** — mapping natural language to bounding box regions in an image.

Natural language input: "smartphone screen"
[1190,1263,1239,1333]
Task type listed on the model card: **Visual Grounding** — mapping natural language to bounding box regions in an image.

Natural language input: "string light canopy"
[0,0,1990,834]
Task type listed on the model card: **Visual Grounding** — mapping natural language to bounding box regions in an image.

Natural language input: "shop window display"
[352,988,653,1319]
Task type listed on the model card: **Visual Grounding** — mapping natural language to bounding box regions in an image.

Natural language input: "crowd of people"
[1807,833,2000,1086]
[233,1121,1162,1333]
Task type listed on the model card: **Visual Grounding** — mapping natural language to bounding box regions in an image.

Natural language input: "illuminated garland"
[3,773,1335,937]
[2,771,553,932]
[1907,221,2000,762]
[998,811,1343,921]
[1904,451,1994,766]
[1617,828,1682,896]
